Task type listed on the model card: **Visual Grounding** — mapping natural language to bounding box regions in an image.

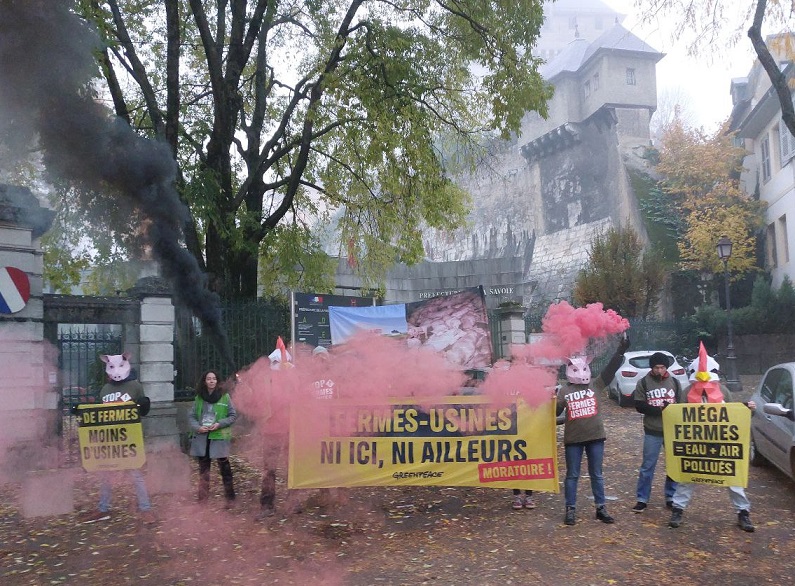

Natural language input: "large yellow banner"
[663,403,751,488]
[77,402,146,472]
[288,395,559,491]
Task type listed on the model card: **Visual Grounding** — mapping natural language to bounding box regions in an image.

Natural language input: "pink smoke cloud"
[478,301,629,406]
[533,301,629,360]
[233,333,467,439]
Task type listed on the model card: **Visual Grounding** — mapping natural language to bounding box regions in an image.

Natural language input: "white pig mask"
[566,356,591,385]
[100,352,132,382]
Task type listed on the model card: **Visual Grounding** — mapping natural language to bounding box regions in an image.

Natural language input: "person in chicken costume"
[256,336,297,519]
[668,342,757,532]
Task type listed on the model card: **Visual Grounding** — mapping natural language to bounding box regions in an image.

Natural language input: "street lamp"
[716,236,741,392]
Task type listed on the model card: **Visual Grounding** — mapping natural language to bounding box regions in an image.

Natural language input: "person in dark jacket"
[556,335,630,526]
[631,352,680,513]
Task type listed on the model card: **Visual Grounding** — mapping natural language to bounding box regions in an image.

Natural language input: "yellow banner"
[77,402,146,472]
[663,403,750,488]
[287,395,559,491]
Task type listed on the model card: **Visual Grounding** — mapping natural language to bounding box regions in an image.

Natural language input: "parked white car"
[607,350,689,407]
[749,363,795,480]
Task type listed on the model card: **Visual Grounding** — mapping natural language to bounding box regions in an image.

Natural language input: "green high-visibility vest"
[194,394,232,440]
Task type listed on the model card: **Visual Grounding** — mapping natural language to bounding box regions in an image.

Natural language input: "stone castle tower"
[333,1,663,310]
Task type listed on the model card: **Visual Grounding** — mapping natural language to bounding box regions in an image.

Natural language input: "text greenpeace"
[77,402,146,472]
[287,395,559,491]
[662,403,751,487]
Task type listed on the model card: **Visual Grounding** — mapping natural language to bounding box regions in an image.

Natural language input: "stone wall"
[721,334,795,376]
[334,107,648,310]
[0,185,57,477]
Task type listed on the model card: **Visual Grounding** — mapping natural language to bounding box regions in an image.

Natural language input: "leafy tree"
[60,0,552,300]
[655,116,766,276]
[636,0,795,137]
[573,226,665,319]
[695,274,795,335]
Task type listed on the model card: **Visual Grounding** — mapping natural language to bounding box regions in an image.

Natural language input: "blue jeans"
[636,433,677,503]
[564,440,605,508]
[98,469,151,512]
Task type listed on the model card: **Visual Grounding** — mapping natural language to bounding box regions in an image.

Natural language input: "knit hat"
[649,352,671,368]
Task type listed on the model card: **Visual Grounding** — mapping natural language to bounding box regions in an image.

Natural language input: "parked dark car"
[749,363,795,480]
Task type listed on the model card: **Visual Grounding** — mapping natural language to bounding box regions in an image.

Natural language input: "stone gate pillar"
[127,277,190,493]
[496,304,527,360]
[0,184,55,477]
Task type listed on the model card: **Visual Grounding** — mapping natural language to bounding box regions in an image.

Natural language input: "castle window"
[626,68,636,85]
[593,73,600,91]
[584,80,591,98]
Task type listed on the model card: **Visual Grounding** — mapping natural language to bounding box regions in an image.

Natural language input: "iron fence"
[174,298,291,398]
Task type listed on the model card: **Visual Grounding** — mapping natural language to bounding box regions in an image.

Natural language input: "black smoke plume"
[0,0,234,369]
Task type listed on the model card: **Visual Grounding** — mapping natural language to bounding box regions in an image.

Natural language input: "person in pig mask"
[79,352,154,524]
[556,335,630,526]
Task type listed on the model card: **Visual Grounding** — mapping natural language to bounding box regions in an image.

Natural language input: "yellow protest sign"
[287,395,559,491]
[663,403,751,488]
[77,402,146,472]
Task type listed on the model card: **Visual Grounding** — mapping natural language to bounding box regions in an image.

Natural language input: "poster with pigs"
[329,286,492,369]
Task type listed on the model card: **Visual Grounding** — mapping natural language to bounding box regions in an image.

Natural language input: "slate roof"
[540,23,663,81]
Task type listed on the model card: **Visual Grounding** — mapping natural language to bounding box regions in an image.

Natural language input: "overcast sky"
[610,0,758,133]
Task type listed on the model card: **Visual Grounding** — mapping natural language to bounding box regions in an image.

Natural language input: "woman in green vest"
[189,370,238,505]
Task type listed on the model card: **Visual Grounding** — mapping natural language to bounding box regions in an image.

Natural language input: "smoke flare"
[0,0,233,368]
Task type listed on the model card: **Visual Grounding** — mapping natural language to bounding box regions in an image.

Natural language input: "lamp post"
[716,236,742,392]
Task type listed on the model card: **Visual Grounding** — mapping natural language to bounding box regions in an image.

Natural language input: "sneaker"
[79,510,111,524]
[255,506,275,521]
[737,510,755,533]
[139,510,157,525]
[669,507,684,528]
[523,495,537,510]
[665,500,674,509]
[512,495,524,510]
[595,505,615,524]
[564,506,576,526]
[632,502,647,513]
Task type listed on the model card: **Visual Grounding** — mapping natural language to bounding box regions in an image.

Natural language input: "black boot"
[564,506,576,526]
[669,506,684,528]
[595,505,615,524]
[737,510,755,532]
[219,458,236,501]
[197,457,211,502]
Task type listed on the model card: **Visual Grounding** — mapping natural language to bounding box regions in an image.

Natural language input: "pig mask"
[100,352,132,382]
[566,356,592,385]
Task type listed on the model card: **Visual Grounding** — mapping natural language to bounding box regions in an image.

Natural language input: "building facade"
[731,35,795,288]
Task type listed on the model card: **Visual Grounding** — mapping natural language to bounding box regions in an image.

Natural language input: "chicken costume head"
[686,342,724,403]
